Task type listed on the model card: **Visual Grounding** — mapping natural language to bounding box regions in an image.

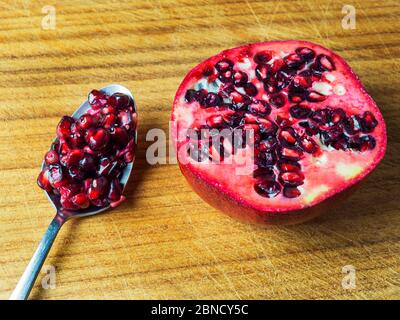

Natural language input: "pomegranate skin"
[172,40,387,225]
[180,162,361,225]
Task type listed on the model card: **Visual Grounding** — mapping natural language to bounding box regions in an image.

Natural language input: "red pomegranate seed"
[279,128,297,145]
[270,93,286,108]
[102,113,117,129]
[111,93,131,109]
[279,171,305,186]
[361,111,378,133]
[60,149,84,168]
[243,83,258,96]
[56,116,74,138]
[85,128,110,151]
[37,170,52,191]
[299,136,318,153]
[71,193,90,209]
[283,187,301,198]
[110,127,129,149]
[78,114,97,130]
[281,147,303,161]
[44,150,59,165]
[253,51,272,64]
[206,114,225,128]
[87,176,109,200]
[59,184,81,198]
[254,180,281,198]
[118,109,134,129]
[278,160,301,172]
[88,89,108,110]
[60,196,79,210]
[233,71,248,86]
[48,164,68,188]
[307,91,327,102]
[108,179,123,202]
[215,59,233,73]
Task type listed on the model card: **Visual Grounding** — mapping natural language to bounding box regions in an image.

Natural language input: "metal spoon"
[9,84,137,300]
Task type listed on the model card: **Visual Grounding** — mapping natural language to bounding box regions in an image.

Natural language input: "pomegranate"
[37,89,137,210]
[172,41,386,224]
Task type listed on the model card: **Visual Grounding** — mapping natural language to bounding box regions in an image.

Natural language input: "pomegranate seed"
[108,179,123,202]
[281,147,303,161]
[259,136,278,151]
[215,59,233,73]
[276,115,293,128]
[111,92,130,109]
[285,53,304,69]
[269,93,286,108]
[307,91,327,102]
[68,166,86,180]
[254,180,281,198]
[255,64,271,80]
[299,121,319,136]
[206,115,225,128]
[97,157,119,177]
[278,160,301,172]
[60,149,84,168]
[289,104,312,119]
[85,128,110,151]
[253,167,275,179]
[44,150,59,165]
[233,71,248,86]
[101,105,117,115]
[78,114,97,129]
[359,135,376,151]
[361,111,378,133]
[330,108,346,125]
[88,89,108,109]
[59,184,81,198]
[37,170,52,191]
[110,127,129,148]
[185,89,198,103]
[258,150,277,166]
[87,176,109,200]
[283,187,301,198]
[60,196,79,210]
[299,136,317,153]
[218,70,233,83]
[118,109,134,129]
[279,128,297,145]
[315,54,335,71]
[311,108,331,124]
[56,116,74,138]
[248,101,271,116]
[344,115,362,135]
[243,83,258,96]
[253,51,272,64]
[279,171,305,187]
[203,92,222,107]
[295,47,315,61]
[71,193,90,209]
[258,118,278,135]
[48,164,68,188]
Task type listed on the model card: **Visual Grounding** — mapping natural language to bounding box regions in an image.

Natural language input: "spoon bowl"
[10,84,137,299]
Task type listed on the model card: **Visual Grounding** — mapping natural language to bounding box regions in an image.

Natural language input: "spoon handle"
[9,215,65,300]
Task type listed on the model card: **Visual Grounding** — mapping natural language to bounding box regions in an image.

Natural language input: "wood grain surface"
[0,0,399,300]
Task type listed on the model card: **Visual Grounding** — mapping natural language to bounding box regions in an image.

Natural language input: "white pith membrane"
[173,42,386,212]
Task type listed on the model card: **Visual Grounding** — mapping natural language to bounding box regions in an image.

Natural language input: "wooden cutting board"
[0,0,399,300]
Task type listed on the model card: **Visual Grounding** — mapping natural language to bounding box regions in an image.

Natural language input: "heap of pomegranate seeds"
[37,89,137,210]
[183,46,379,199]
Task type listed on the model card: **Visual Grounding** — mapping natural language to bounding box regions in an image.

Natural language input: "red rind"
[172,40,387,224]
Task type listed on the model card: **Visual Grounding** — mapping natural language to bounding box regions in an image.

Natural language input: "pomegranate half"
[172,40,386,224]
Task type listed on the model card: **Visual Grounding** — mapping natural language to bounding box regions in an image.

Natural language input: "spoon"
[9,84,137,300]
